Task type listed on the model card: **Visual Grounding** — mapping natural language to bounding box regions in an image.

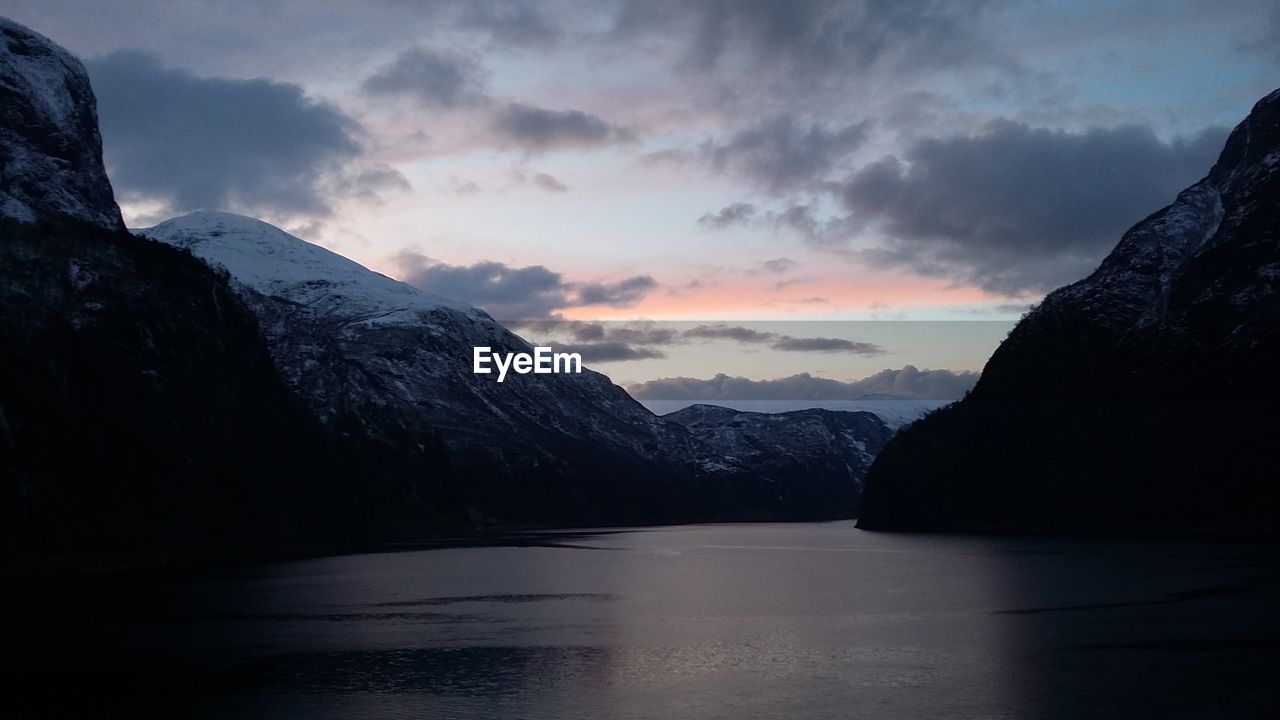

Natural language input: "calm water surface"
[7,522,1280,718]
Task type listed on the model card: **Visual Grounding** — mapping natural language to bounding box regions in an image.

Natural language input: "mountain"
[141,212,722,527]
[665,404,893,517]
[1,14,900,573]
[0,18,121,231]
[859,88,1280,535]
[142,213,901,525]
[0,18,464,574]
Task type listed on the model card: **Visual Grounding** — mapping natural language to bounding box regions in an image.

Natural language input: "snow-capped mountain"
[2,12,903,567]
[142,212,476,324]
[144,213,904,525]
[2,17,423,573]
[860,88,1280,535]
[0,17,121,231]
[666,404,893,517]
[143,212,714,526]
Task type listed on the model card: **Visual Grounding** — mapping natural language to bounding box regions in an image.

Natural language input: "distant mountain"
[859,88,1280,535]
[666,404,893,517]
[640,399,946,430]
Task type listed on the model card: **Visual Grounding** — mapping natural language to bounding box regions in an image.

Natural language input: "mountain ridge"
[144,211,897,526]
[858,87,1280,535]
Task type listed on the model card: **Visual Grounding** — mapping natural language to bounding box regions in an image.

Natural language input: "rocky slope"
[0,18,121,231]
[859,88,1280,535]
[666,404,893,517]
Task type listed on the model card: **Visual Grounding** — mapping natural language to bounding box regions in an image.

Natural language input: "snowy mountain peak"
[142,211,478,326]
[0,16,122,231]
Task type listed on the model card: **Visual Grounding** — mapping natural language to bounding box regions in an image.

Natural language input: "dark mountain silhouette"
[0,18,462,573]
[859,88,1280,535]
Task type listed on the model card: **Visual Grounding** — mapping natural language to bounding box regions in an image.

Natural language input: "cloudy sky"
[7,1,1278,391]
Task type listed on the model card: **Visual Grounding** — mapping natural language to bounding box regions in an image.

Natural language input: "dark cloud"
[760,257,797,274]
[449,177,482,195]
[838,121,1229,294]
[394,252,658,319]
[698,201,850,245]
[683,323,883,355]
[613,0,1009,82]
[531,172,569,192]
[576,275,658,306]
[606,326,679,345]
[697,201,757,229]
[330,165,413,202]
[395,253,568,319]
[771,204,821,235]
[88,51,382,219]
[491,103,637,152]
[627,365,978,401]
[509,321,674,363]
[508,320,881,355]
[684,324,776,344]
[770,276,811,291]
[360,47,487,107]
[770,337,880,353]
[703,115,871,193]
[746,203,855,246]
[511,320,680,347]
[639,148,695,166]
[994,303,1034,315]
[550,342,665,363]
[457,1,563,48]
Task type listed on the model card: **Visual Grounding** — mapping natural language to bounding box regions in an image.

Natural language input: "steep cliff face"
[858,89,1280,535]
[0,18,457,574]
[0,18,121,231]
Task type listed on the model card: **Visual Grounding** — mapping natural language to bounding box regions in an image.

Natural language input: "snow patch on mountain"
[141,212,477,326]
[141,212,707,519]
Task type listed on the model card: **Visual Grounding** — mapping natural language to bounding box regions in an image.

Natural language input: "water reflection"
[975,538,1280,719]
[4,524,1279,719]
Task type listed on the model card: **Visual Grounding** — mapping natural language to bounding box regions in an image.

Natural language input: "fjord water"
[8,523,1280,719]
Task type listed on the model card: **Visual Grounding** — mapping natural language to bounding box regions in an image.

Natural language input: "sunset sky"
[6,1,1277,385]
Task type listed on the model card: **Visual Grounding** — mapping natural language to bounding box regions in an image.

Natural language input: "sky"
[6,1,1277,394]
